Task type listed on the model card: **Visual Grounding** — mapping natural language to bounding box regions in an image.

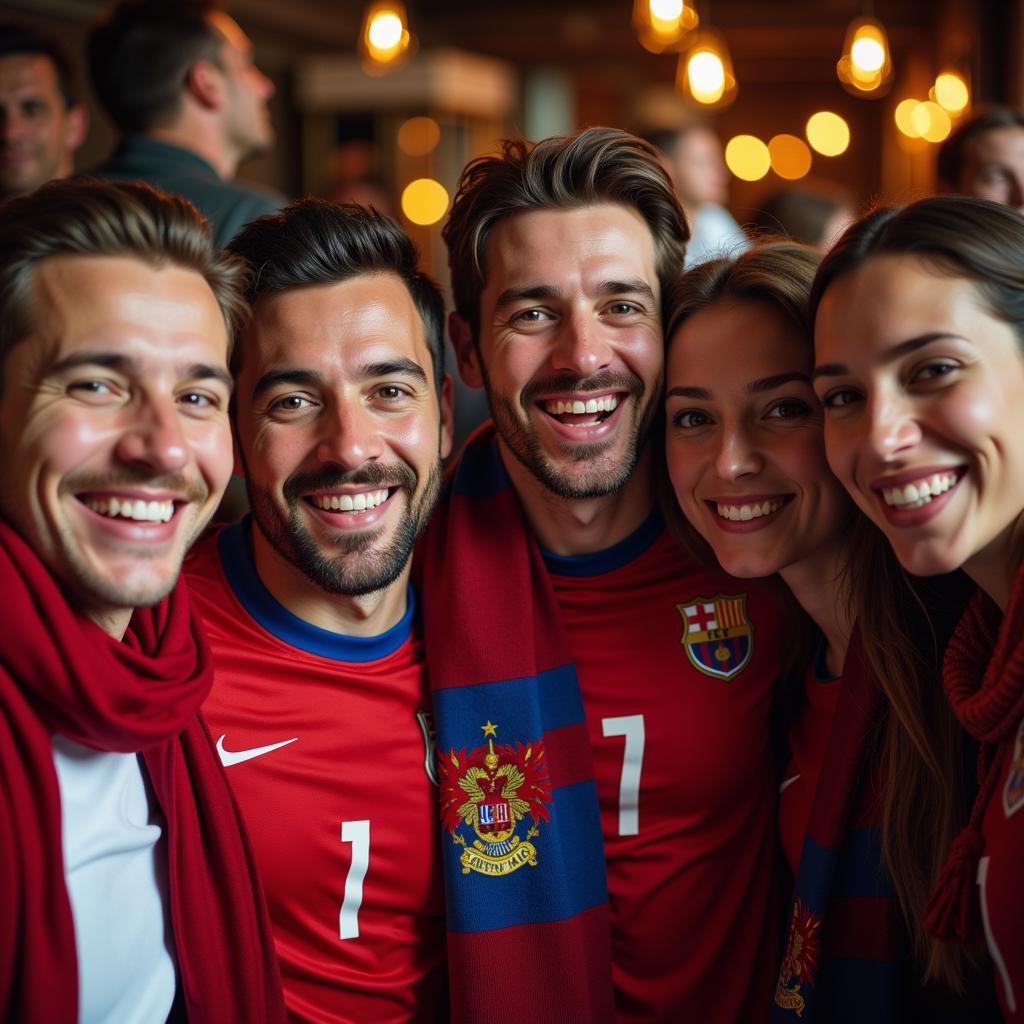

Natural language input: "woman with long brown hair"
[664,240,986,1021]
[813,196,1024,1022]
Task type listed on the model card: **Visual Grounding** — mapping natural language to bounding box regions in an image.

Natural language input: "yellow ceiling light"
[837,16,893,97]
[724,135,770,181]
[360,1,412,72]
[632,0,698,54]
[397,116,441,157]
[401,178,449,226]
[676,29,737,109]
[911,101,952,143]
[932,72,970,115]
[768,134,812,180]
[806,111,850,157]
[894,98,921,138]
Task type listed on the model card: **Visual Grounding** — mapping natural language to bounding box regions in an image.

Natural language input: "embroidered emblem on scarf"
[677,593,754,680]
[1003,717,1024,819]
[775,898,822,1017]
[439,721,552,877]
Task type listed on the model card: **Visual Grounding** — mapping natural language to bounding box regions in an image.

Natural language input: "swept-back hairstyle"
[811,195,1024,345]
[227,198,445,392]
[0,21,78,108]
[443,126,688,337]
[0,177,247,382]
[809,195,1023,991]
[88,0,222,133]
[936,104,1024,190]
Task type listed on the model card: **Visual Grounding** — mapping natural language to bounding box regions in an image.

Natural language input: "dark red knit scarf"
[0,518,284,1023]
[925,561,1024,943]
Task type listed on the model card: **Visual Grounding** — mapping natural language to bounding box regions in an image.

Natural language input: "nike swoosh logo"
[779,774,801,793]
[216,734,298,767]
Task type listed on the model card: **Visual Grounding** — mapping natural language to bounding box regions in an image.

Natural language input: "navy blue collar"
[217,518,414,662]
[541,510,663,578]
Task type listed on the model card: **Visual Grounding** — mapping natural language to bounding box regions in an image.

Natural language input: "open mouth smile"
[308,488,391,513]
[879,470,960,511]
[80,494,177,523]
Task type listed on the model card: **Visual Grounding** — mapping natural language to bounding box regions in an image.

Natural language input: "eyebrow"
[252,358,429,399]
[49,351,232,390]
[493,278,657,312]
[666,371,810,402]
[812,332,969,380]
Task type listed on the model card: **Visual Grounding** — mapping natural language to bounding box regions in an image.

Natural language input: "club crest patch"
[1003,717,1024,819]
[676,593,754,680]
[774,898,821,1017]
[438,721,552,877]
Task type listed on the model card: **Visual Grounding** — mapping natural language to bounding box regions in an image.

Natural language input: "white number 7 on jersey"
[601,715,645,836]
[339,819,370,940]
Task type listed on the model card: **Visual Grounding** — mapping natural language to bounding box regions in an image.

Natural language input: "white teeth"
[84,496,174,523]
[311,488,389,513]
[544,396,620,416]
[882,471,957,509]
[715,499,783,522]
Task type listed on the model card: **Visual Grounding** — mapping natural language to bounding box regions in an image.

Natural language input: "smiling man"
[423,127,787,1022]
[0,23,87,198]
[0,178,283,1023]
[186,199,451,1022]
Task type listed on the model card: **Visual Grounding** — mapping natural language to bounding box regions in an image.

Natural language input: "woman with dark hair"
[813,195,1024,1022]
[664,241,984,1021]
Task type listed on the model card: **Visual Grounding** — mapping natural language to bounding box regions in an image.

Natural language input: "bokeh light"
[768,134,812,180]
[401,178,449,225]
[725,135,770,181]
[911,101,952,143]
[805,111,850,157]
[934,73,969,114]
[850,36,885,75]
[687,50,726,105]
[397,117,441,157]
[894,99,921,138]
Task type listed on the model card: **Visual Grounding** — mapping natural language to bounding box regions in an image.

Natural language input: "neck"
[147,121,238,180]
[965,516,1024,612]
[86,605,132,641]
[779,541,853,677]
[251,523,409,637]
[501,443,655,555]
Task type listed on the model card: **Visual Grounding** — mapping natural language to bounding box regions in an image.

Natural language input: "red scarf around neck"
[0,518,284,1023]
[926,560,1024,943]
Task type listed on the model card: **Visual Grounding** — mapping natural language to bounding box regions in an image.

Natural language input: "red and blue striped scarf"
[772,630,902,1023]
[419,425,615,1024]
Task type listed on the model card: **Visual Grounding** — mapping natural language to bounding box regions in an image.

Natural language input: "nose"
[254,65,275,101]
[714,424,763,481]
[115,397,189,473]
[866,392,922,458]
[316,399,383,469]
[550,310,613,378]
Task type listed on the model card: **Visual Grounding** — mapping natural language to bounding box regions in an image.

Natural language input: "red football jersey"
[979,715,1024,1022]
[187,522,446,1024]
[544,516,786,1022]
[778,654,843,874]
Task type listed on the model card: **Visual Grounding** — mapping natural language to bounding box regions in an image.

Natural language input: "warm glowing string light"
[837,17,892,96]
[768,134,812,180]
[933,72,970,114]
[632,0,697,53]
[360,1,412,70]
[675,28,737,109]
[806,112,850,157]
[401,179,449,225]
[724,135,770,181]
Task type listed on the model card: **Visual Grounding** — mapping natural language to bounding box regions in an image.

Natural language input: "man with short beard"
[185,199,452,1022]
[421,127,787,1022]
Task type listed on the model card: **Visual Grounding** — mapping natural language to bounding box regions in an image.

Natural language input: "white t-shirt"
[685,203,750,268]
[52,736,177,1023]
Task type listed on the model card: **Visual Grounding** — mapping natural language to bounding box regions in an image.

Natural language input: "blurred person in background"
[646,121,749,267]
[88,0,284,248]
[937,105,1024,214]
[750,183,856,252]
[0,23,87,198]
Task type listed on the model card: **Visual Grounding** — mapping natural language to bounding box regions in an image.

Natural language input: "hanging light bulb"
[836,16,893,97]
[359,1,413,73]
[676,29,737,109]
[633,0,698,54]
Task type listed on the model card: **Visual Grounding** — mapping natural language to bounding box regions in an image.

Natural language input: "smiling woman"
[812,196,1024,1022]
[664,240,981,1020]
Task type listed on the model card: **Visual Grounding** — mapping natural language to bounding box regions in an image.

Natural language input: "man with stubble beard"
[186,199,452,1023]
[420,127,787,1023]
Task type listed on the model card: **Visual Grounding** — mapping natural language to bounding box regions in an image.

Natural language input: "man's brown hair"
[0,177,248,382]
[443,126,688,337]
